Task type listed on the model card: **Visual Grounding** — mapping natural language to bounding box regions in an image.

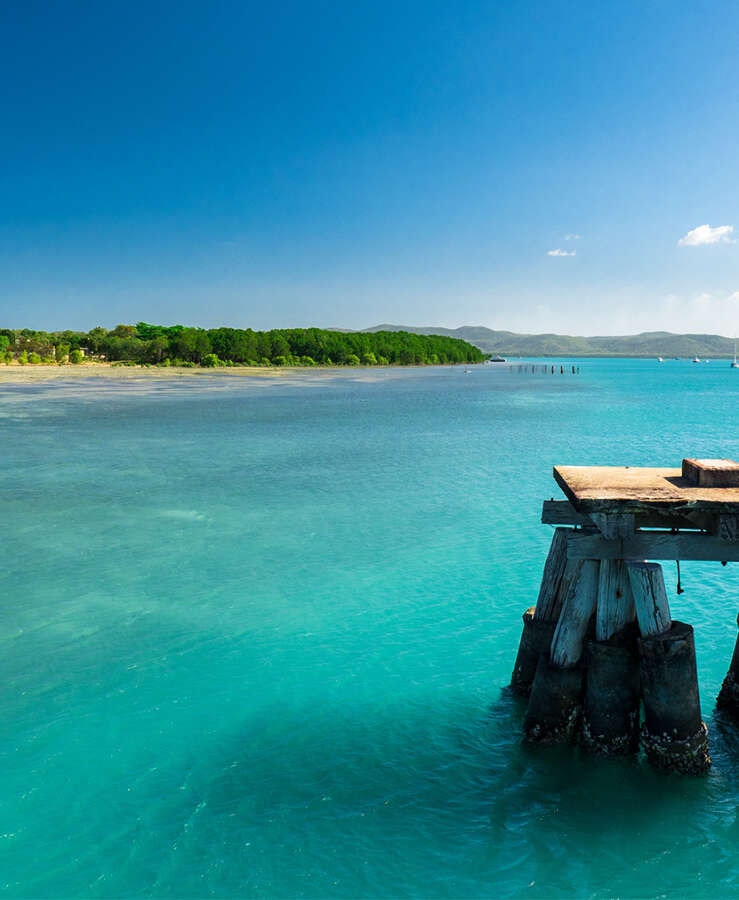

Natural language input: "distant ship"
[489,355,506,362]
[732,340,739,368]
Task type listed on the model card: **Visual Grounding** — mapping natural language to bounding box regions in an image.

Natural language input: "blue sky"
[2,0,738,335]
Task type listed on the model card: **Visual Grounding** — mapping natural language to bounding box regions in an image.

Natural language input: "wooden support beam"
[565,530,739,563]
[533,528,568,621]
[541,500,711,532]
[541,500,591,527]
[627,562,671,637]
[550,559,599,668]
[720,516,739,543]
[596,559,636,641]
[555,559,582,614]
[588,512,635,539]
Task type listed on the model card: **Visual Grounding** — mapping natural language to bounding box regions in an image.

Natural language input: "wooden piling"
[550,559,599,668]
[627,562,672,637]
[638,622,710,774]
[509,607,556,698]
[580,560,641,756]
[510,529,568,697]
[523,560,597,744]
[716,613,739,719]
[627,562,709,774]
[581,625,641,756]
[534,528,569,621]
[596,559,636,642]
[523,656,585,745]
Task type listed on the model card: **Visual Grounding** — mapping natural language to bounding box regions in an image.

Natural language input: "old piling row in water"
[511,458,739,775]
[508,363,580,375]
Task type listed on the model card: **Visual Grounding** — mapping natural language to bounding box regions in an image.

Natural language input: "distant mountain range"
[360,325,738,358]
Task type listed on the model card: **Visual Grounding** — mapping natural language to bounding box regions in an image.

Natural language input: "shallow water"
[2,359,739,898]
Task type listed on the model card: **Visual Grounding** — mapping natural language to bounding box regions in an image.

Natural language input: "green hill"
[364,325,738,358]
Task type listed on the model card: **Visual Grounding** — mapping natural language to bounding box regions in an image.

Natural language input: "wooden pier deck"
[554,459,739,514]
[544,459,739,562]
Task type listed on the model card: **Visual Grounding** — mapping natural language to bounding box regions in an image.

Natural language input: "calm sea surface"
[2,359,739,899]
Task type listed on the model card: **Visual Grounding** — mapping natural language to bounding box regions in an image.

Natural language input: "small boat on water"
[732,341,739,368]
[693,357,701,363]
[489,355,506,362]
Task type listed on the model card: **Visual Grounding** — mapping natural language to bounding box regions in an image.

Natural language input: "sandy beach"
[0,362,303,383]
[0,362,409,389]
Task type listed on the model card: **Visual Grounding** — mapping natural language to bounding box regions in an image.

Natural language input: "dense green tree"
[17,330,54,357]
[86,327,108,354]
[55,330,85,351]
[105,335,145,362]
[110,324,137,339]
[270,331,291,361]
[194,330,212,362]
[0,323,487,367]
[135,322,166,341]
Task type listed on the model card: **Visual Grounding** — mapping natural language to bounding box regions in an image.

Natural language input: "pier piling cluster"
[508,363,580,375]
[511,459,739,775]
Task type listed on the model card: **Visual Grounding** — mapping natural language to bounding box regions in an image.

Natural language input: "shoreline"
[0,362,321,383]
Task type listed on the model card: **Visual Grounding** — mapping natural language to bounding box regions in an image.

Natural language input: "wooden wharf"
[511,458,739,775]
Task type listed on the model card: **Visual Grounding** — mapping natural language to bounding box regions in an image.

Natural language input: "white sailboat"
[731,339,738,369]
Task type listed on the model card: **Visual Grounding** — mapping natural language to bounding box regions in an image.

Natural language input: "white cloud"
[678,224,734,247]
[564,233,581,241]
[655,290,739,333]
[547,248,576,257]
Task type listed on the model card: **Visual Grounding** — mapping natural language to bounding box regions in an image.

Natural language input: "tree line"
[0,324,487,367]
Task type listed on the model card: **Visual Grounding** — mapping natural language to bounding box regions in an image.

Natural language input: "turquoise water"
[2,359,739,898]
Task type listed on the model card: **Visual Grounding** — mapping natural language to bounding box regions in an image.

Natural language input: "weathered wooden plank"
[627,562,671,637]
[533,527,569,621]
[566,530,739,562]
[554,465,683,509]
[553,464,739,513]
[550,559,599,668]
[596,559,636,641]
